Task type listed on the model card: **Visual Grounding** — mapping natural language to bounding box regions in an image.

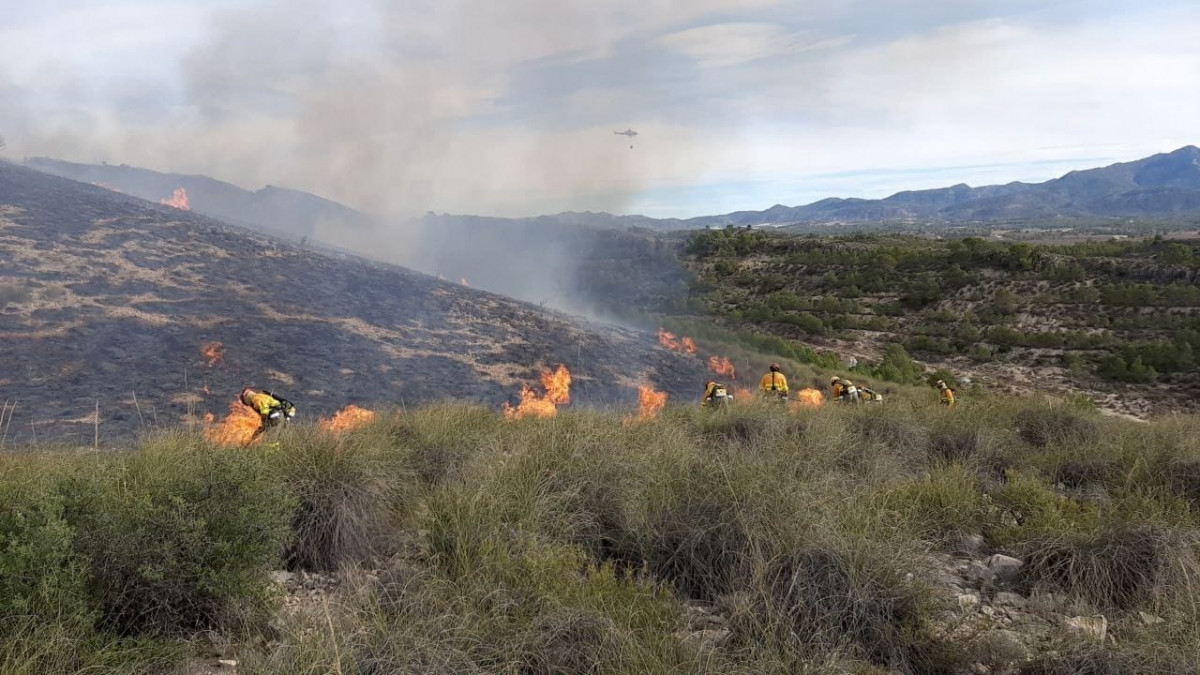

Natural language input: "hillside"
[0,161,713,444]
[674,229,1200,417]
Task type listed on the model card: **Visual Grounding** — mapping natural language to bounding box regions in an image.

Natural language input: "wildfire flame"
[503,364,571,420]
[657,328,679,350]
[625,385,668,425]
[792,388,825,409]
[319,404,376,432]
[461,278,470,287]
[204,400,262,446]
[437,273,446,281]
[200,341,225,368]
[93,182,122,193]
[161,187,190,210]
[657,328,698,355]
[708,355,736,380]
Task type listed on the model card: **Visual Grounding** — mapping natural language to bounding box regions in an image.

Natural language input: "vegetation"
[671,230,1200,394]
[3,396,1199,673]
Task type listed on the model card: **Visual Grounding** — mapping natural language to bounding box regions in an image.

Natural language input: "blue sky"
[1,0,1198,218]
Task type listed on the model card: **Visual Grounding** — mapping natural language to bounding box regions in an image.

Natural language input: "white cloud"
[658,22,850,67]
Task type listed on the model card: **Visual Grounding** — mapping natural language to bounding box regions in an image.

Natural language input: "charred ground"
[0,162,712,444]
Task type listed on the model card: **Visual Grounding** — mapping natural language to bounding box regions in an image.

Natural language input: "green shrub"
[67,440,294,635]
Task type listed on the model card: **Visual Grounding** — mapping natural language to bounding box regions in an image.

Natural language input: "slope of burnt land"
[0,163,712,444]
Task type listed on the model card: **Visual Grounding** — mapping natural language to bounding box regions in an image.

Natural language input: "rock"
[1138,611,1165,626]
[1065,615,1107,642]
[954,532,987,557]
[958,593,981,612]
[986,554,1024,584]
[216,659,238,668]
[268,571,293,585]
[675,629,731,661]
[994,592,1027,609]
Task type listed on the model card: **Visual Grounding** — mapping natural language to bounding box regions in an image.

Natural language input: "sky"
[1,0,1198,218]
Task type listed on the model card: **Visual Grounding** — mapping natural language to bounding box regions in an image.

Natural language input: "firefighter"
[240,387,297,429]
[859,385,883,403]
[842,379,861,404]
[760,363,789,401]
[702,380,733,408]
[936,380,956,407]
[830,376,845,401]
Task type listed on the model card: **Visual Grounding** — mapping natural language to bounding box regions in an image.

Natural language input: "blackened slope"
[0,162,710,443]
[23,157,373,241]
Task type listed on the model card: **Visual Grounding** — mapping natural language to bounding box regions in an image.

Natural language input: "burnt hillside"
[0,162,712,444]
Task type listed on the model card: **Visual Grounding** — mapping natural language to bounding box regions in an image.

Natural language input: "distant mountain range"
[25,146,1200,235]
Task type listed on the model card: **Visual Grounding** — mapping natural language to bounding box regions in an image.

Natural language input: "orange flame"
[657,328,679,350]
[319,404,376,432]
[203,383,211,396]
[161,187,190,210]
[437,273,446,281]
[625,385,668,425]
[203,412,215,423]
[204,400,262,446]
[200,341,224,368]
[503,364,572,420]
[461,278,470,287]
[708,356,736,380]
[792,388,825,409]
[657,328,699,356]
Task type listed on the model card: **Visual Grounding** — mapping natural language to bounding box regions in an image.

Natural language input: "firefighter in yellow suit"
[759,363,789,401]
[240,387,297,429]
[936,380,956,408]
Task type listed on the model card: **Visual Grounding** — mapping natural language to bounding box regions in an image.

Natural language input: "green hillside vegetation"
[4,393,1200,674]
[673,230,1200,391]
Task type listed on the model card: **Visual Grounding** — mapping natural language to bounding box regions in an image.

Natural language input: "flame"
[204,400,262,446]
[792,388,825,409]
[657,328,699,356]
[503,364,571,420]
[320,404,376,432]
[203,412,215,423]
[200,341,225,368]
[541,364,571,405]
[203,383,211,396]
[437,273,446,281]
[93,182,122,193]
[708,356,736,380]
[625,385,668,425]
[657,328,679,350]
[161,187,190,210]
[461,278,470,287]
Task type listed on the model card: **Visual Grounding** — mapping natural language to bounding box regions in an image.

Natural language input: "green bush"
[67,440,295,635]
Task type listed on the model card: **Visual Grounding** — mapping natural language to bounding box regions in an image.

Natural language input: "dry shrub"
[515,608,620,675]
[739,549,954,674]
[1015,407,1100,448]
[637,465,751,602]
[1169,461,1200,506]
[1055,460,1118,489]
[1022,525,1175,610]
[928,427,981,463]
[276,431,412,572]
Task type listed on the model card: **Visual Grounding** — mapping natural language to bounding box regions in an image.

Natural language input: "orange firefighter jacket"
[760,371,789,395]
[940,387,956,407]
[831,382,845,399]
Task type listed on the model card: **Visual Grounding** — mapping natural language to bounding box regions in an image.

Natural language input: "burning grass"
[502,364,571,420]
[319,404,376,432]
